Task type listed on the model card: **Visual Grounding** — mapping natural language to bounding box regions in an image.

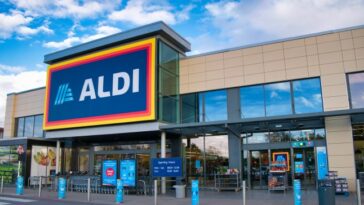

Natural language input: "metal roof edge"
[7,86,45,96]
[44,21,190,64]
[184,24,364,59]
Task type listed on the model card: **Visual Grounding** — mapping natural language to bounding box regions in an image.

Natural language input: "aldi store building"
[1,22,364,192]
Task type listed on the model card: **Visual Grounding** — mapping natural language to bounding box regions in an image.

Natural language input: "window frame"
[347,71,364,109]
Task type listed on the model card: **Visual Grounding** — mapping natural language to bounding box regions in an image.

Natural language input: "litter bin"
[173,185,186,198]
[318,179,335,205]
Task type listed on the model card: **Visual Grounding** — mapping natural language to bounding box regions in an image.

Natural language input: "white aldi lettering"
[79,68,140,101]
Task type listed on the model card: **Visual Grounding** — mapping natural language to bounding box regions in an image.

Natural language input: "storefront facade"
[1,22,364,192]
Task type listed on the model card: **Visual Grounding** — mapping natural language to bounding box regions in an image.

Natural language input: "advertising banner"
[120,159,136,187]
[30,146,57,184]
[152,157,182,177]
[294,179,302,205]
[316,146,328,180]
[102,160,117,186]
[272,152,290,171]
[294,161,305,174]
[191,180,199,205]
[44,38,156,130]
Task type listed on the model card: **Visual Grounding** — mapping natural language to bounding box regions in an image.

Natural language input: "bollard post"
[116,179,124,203]
[294,179,302,205]
[58,178,66,199]
[357,179,361,205]
[242,180,246,205]
[16,176,24,195]
[192,180,199,205]
[154,180,158,205]
[87,178,91,202]
[1,176,3,193]
[38,177,42,197]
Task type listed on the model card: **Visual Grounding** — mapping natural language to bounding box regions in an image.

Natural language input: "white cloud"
[11,0,120,19]
[43,25,121,49]
[197,0,364,53]
[109,0,193,25]
[0,70,46,127]
[267,82,290,92]
[0,64,26,74]
[0,12,53,39]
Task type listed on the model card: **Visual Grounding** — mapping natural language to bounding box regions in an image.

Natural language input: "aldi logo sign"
[44,38,156,130]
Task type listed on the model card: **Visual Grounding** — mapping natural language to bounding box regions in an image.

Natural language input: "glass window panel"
[349,72,364,109]
[159,41,179,75]
[290,129,314,141]
[203,90,227,122]
[315,128,326,140]
[181,94,198,123]
[265,82,292,116]
[270,131,290,143]
[185,137,204,184]
[33,115,43,137]
[24,116,34,137]
[0,146,10,164]
[205,135,229,185]
[16,118,24,137]
[240,85,265,118]
[293,78,323,114]
[79,154,89,172]
[160,96,179,123]
[247,132,269,144]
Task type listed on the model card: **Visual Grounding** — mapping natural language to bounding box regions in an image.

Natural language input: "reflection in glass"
[240,85,265,118]
[315,129,326,140]
[349,72,364,108]
[293,78,323,114]
[270,131,290,142]
[24,116,34,137]
[200,90,227,122]
[33,115,43,137]
[290,129,314,141]
[247,133,269,144]
[181,93,198,123]
[16,118,24,137]
[265,82,292,116]
[79,154,89,172]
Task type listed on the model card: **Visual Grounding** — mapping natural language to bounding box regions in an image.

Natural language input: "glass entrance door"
[293,148,316,188]
[250,150,269,189]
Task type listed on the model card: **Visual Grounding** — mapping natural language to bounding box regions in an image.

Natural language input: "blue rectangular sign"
[294,161,304,174]
[317,146,328,180]
[44,39,156,130]
[120,159,136,187]
[102,160,117,186]
[152,157,182,177]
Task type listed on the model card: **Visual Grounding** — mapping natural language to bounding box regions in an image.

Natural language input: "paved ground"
[0,187,361,205]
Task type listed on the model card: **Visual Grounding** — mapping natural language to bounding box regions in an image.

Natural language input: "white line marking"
[0,196,36,203]
[0,202,10,205]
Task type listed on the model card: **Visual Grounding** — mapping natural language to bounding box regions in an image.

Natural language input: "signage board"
[191,180,199,205]
[120,159,136,187]
[44,38,156,130]
[102,160,117,186]
[291,141,314,148]
[152,157,182,177]
[272,152,290,171]
[294,161,304,174]
[316,146,328,180]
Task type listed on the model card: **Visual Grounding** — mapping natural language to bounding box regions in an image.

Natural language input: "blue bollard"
[294,179,302,205]
[16,176,24,195]
[116,179,124,203]
[192,180,199,205]
[58,178,66,199]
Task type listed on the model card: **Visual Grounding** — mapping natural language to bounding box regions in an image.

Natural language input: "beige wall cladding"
[179,26,364,94]
[223,57,243,68]
[284,46,306,59]
[355,47,364,59]
[323,96,349,111]
[180,83,189,94]
[317,41,341,53]
[316,33,339,43]
[325,116,356,191]
[244,63,264,75]
[286,67,308,79]
[263,60,285,72]
[243,54,263,65]
[353,36,364,48]
[339,31,353,39]
[180,74,188,84]
[263,50,284,62]
[285,57,307,69]
[319,51,343,64]
[206,60,224,71]
[265,70,286,83]
[341,39,354,50]
[3,95,15,138]
[205,79,224,91]
[352,28,364,37]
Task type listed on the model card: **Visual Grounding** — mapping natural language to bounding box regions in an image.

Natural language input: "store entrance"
[293,148,316,188]
[250,150,269,189]
[94,153,151,181]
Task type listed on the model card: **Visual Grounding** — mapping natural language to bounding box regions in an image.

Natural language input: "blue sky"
[0,0,364,126]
